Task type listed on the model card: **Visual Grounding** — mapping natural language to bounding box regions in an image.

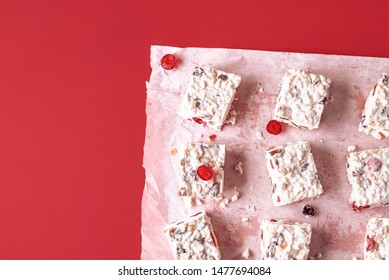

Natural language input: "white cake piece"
[260,219,312,260]
[359,74,389,139]
[273,69,331,129]
[180,66,241,130]
[178,143,225,199]
[364,217,389,260]
[164,211,221,260]
[347,147,389,211]
[265,141,323,206]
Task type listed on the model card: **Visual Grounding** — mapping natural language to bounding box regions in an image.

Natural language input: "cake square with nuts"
[272,69,331,129]
[364,217,389,260]
[265,141,323,206]
[347,147,389,211]
[164,211,221,260]
[179,66,241,130]
[178,143,225,199]
[359,74,389,139]
[260,219,312,260]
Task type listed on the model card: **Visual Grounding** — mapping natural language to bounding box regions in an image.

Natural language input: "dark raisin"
[313,79,320,85]
[302,205,316,217]
[210,183,220,197]
[272,233,284,245]
[382,74,388,85]
[352,170,362,177]
[177,245,187,254]
[319,96,327,105]
[299,163,309,172]
[193,67,204,76]
[381,107,388,117]
[218,74,228,81]
[260,230,263,240]
[269,149,285,157]
[266,245,276,258]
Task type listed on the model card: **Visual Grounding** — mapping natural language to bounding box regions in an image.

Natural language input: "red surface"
[0,0,389,260]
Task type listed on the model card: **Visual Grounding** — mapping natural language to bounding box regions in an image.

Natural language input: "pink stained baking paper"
[142,45,389,260]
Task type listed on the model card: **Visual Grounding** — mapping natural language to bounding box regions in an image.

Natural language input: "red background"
[0,0,388,259]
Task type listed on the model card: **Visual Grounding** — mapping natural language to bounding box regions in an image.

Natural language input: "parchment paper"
[142,45,389,260]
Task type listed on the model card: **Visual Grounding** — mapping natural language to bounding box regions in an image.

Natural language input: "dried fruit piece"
[366,235,376,252]
[218,74,228,81]
[197,165,214,181]
[160,54,177,70]
[351,201,371,211]
[299,163,309,172]
[302,205,316,217]
[192,67,204,76]
[170,148,177,156]
[209,134,217,142]
[192,117,205,125]
[266,120,282,135]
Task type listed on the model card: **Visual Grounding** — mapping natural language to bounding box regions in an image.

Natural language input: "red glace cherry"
[197,165,214,181]
[209,134,217,142]
[266,120,282,135]
[192,117,205,125]
[160,54,177,70]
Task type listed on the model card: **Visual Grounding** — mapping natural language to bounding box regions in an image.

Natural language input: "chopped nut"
[242,248,250,259]
[170,148,177,156]
[234,162,243,174]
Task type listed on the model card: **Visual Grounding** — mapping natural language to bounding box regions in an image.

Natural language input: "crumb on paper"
[257,82,264,93]
[352,256,359,260]
[224,109,237,125]
[250,185,254,191]
[320,139,324,143]
[315,252,322,259]
[219,198,230,209]
[256,131,265,141]
[234,162,243,174]
[231,191,240,202]
[242,248,250,259]
[247,205,256,212]
[170,148,177,156]
[241,217,249,223]
[348,145,357,152]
